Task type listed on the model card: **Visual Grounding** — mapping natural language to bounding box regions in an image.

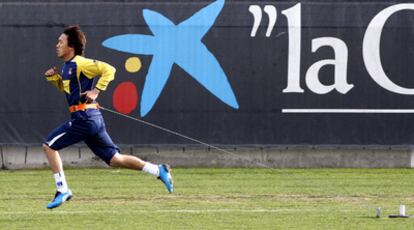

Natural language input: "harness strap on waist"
[69,103,99,113]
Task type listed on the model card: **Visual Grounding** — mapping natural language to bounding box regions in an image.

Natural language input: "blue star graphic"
[102,0,239,117]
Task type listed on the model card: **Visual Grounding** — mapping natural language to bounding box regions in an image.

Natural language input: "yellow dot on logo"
[125,57,142,73]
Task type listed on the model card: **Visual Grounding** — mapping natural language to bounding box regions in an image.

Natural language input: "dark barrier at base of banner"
[1,145,413,169]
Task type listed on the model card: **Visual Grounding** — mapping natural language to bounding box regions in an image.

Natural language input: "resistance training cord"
[99,105,271,168]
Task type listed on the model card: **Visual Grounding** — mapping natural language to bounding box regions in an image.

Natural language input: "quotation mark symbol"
[248,5,277,37]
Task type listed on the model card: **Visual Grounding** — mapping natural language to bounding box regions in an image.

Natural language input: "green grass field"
[0,168,413,229]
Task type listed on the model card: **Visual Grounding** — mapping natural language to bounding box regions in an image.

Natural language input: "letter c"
[363,4,414,94]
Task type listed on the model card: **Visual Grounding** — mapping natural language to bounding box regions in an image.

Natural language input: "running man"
[43,25,173,209]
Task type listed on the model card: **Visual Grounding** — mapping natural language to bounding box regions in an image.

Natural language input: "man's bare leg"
[109,153,146,170]
[42,144,63,173]
[42,144,72,209]
[109,153,173,193]
[42,144,68,192]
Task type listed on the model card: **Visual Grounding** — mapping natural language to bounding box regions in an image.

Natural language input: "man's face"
[56,34,73,59]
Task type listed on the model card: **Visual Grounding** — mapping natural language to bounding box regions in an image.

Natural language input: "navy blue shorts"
[44,115,120,165]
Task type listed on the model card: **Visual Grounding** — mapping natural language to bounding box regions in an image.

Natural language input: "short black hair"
[63,25,86,56]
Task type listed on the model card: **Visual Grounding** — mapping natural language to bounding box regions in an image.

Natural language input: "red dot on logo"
[113,82,139,115]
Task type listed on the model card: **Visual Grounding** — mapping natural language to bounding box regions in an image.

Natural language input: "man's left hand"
[81,88,100,102]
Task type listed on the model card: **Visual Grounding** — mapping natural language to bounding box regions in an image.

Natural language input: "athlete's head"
[56,25,86,60]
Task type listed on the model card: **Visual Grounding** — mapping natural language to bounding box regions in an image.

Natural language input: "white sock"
[54,171,69,193]
[142,162,160,177]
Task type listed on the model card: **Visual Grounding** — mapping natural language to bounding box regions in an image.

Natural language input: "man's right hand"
[45,67,58,77]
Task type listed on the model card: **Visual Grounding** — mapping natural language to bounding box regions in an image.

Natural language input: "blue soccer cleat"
[46,190,72,209]
[158,164,173,193]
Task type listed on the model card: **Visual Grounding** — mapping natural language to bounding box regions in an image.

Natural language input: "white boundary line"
[0,208,352,215]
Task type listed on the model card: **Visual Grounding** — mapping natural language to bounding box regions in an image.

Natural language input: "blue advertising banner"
[1,0,414,146]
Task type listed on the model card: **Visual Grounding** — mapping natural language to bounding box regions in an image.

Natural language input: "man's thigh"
[84,121,120,165]
[44,119,95,151]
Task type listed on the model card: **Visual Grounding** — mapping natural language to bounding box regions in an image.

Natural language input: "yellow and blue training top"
[46,55,116,116]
